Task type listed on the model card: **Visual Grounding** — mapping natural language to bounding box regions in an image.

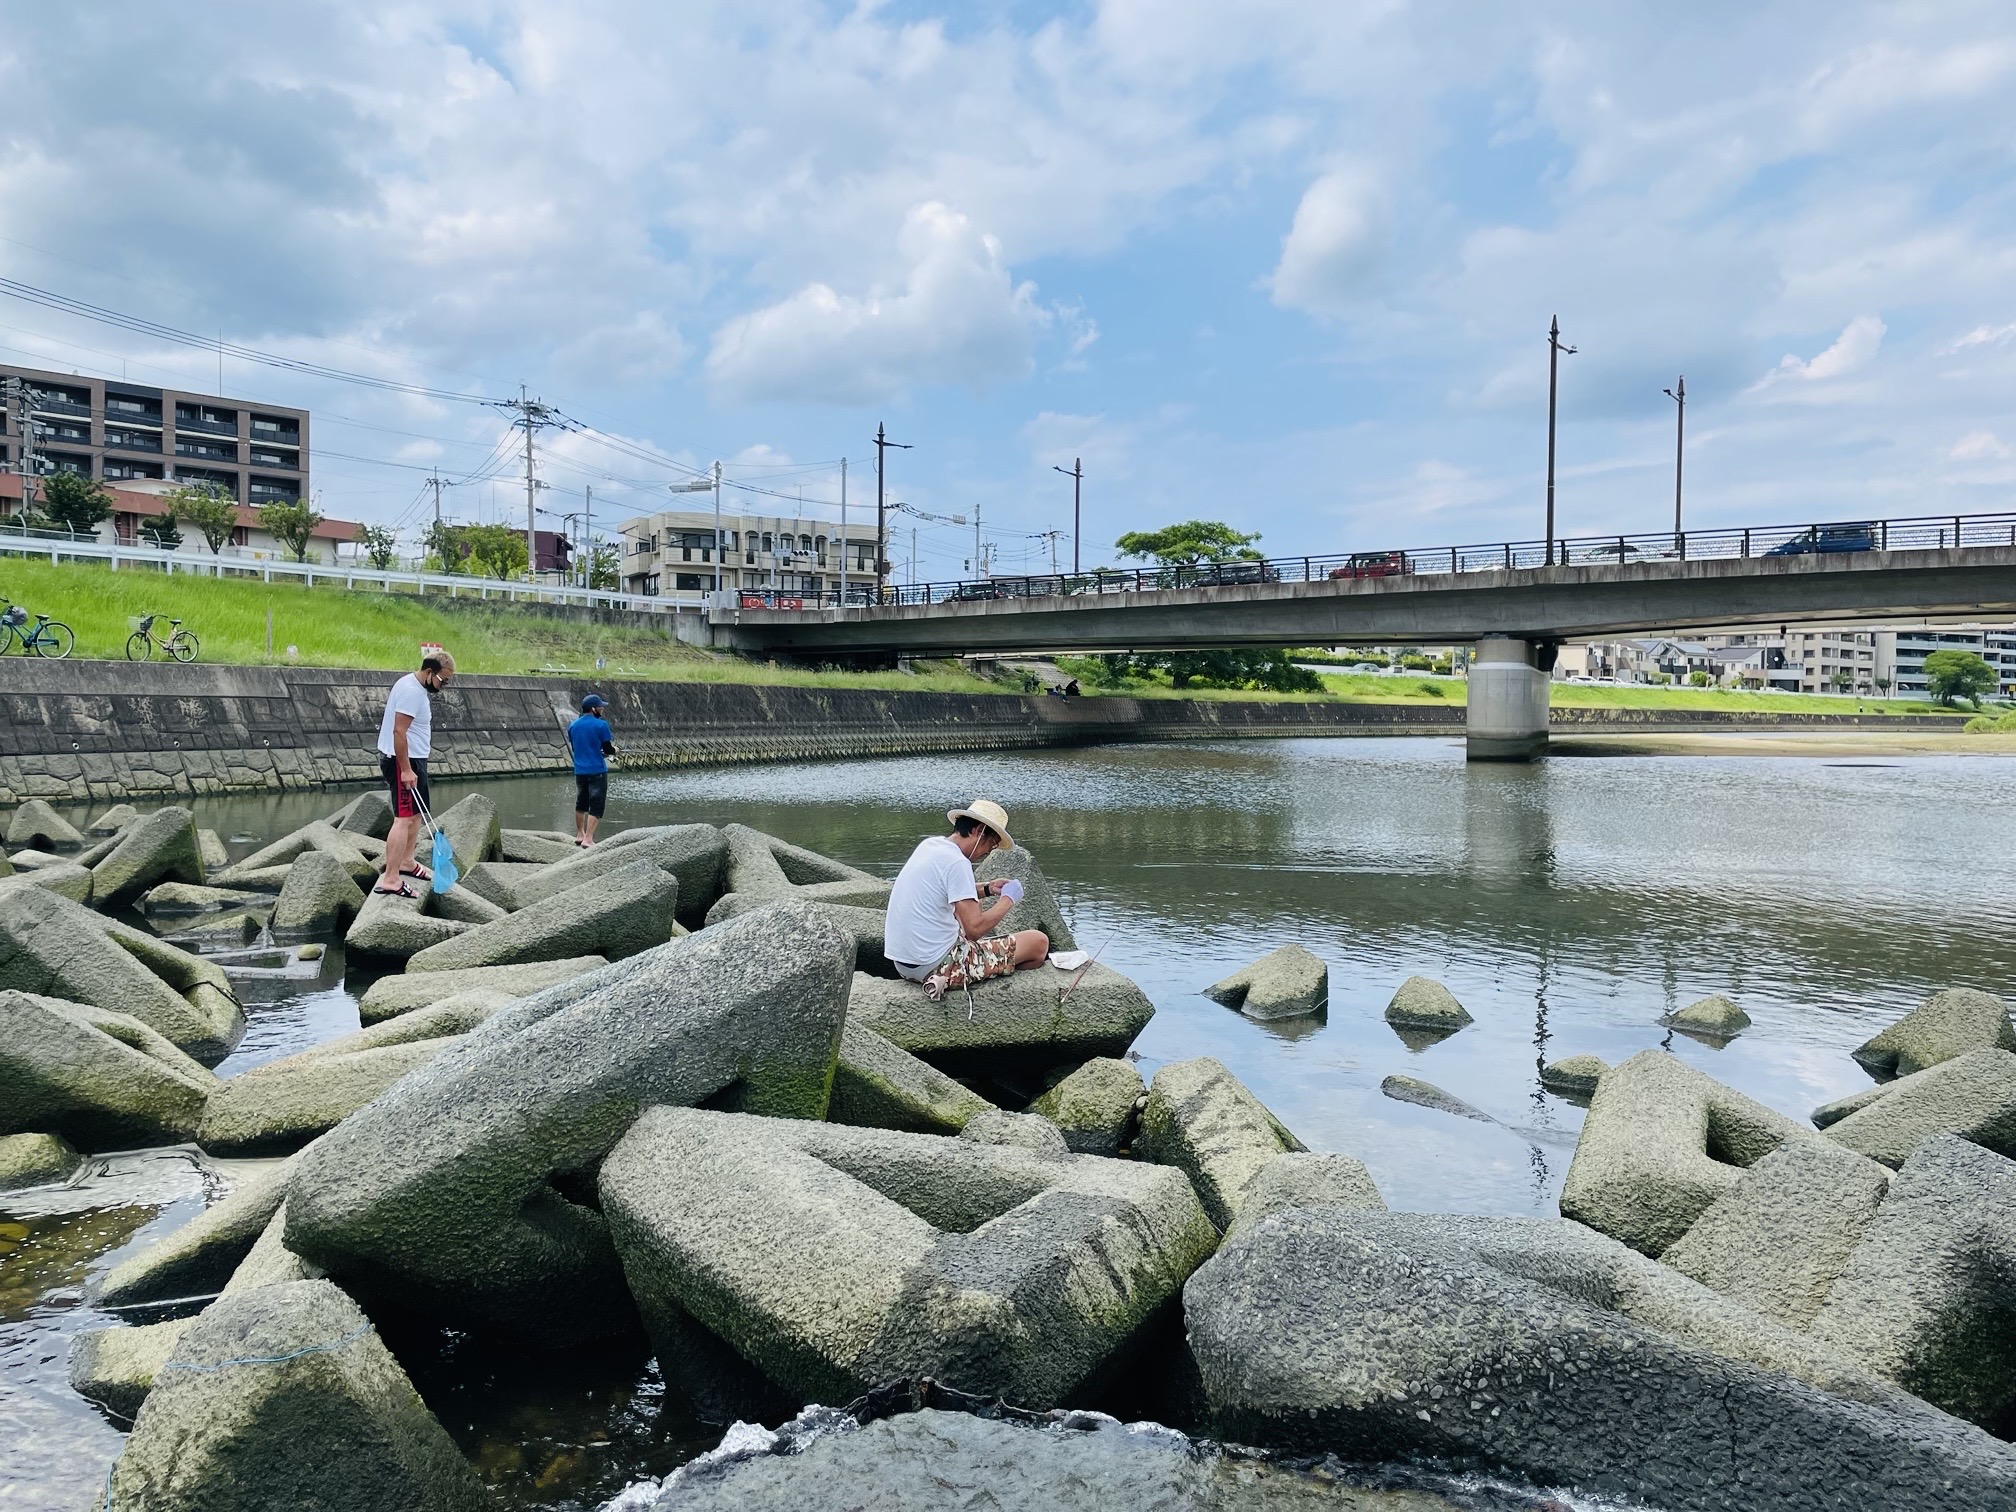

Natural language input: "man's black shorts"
[381,755,430,818]
[575,772,608,818]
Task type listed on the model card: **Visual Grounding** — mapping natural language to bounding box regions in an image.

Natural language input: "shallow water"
[6,736,2015,1509]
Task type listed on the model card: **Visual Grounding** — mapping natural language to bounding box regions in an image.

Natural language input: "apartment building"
[618,506,881,603]
[1875,626,2016,697]
[0,362,308,506]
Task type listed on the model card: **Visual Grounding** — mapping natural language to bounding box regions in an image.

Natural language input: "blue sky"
[3,1,2014,579]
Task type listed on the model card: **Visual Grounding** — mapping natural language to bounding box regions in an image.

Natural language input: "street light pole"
[1663,375,1686,546]
[1545,315,1576,566]
[1053,456,1082,574]
[873,422,912,604]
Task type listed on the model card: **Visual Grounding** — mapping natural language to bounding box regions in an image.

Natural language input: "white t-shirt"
[884,835,978,968]
[377,672,433,759]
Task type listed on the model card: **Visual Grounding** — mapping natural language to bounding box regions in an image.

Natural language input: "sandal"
[402,864,432,881]
[372,881,418,899]
[922,972,952,1003]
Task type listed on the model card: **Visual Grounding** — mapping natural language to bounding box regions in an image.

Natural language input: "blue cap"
[581,694,606,711]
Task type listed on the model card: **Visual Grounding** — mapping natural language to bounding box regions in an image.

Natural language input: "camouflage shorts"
[928,933,1019,986]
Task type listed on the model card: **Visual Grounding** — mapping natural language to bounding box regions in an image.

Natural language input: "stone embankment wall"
[0,659,1964,807]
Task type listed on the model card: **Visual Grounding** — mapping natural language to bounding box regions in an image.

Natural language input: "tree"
[169,484,242,554]
[1689,670,1713,688]
[1924,648,1998,708]
[587,542,620,590]
[359,523,401,571]
[259,500,323,563]
[1114,519,1262,566]
[39,471,114,538]
[461,522,529,580]
[421,519,466,574]
[1116,647,1324,693]
[138,508,183,551]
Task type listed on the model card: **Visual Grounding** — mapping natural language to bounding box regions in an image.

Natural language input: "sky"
[2,1,2013,581]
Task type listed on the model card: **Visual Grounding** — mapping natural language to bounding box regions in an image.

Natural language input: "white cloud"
[1947,321,2016,353]
[1757,314,1888,386]
[705,203,1048,404]
[1268,169,1390,316]
[1950,429,2011,461]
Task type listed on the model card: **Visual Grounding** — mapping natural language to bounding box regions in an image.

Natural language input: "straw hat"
[946,799,1014,850]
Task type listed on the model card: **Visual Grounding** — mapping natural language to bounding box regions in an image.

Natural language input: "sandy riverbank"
[1552,730,2016,758]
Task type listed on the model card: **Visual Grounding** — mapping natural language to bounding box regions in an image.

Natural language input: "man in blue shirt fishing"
[568,694,618,847]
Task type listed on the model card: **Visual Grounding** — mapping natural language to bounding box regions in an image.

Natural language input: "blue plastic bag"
[430,825,458,893]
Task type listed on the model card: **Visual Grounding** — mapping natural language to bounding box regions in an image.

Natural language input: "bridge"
[705,511,2016,761]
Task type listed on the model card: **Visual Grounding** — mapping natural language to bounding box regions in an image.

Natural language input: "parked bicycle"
[0,599,74,658]
[126,613,200,663]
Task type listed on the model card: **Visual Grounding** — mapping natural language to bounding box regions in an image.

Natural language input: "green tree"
[169,484,242,554]
[258,500,323,563]
[138,508,183,550]
[1140,647,1324,693]
[462,522,529,580]
[1924,648,1998,708]
[39,471,114,537]
[587,542,620,590]
[1114,519,1262,566]
[422,519,468,574]
[1690,670,1713,688]
[358,523,401,571]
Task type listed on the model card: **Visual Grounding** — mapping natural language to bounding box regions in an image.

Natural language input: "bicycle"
[126,613,200,663]
[0,599,74,658]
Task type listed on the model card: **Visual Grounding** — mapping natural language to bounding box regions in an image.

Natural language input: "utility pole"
[1545,315,1576,566]
[873,422,911,603]
[5,376,33,517]
[427,470,444,528]
[712,460,724,597]
[503,384,557,582]
[837,458,848,610]
[1053,456,1082,574]
[1662,375,1686,546]
[1034,529,1062,574]
[973,502,984,581]
[583,483,593,588]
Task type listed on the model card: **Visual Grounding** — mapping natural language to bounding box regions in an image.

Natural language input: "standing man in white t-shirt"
[372,648,455,897]
[884,799,1048,1001]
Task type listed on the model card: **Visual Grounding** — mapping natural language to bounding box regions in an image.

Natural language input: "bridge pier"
[1466,637,1551,762]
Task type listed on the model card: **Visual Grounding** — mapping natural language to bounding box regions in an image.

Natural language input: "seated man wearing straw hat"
[885,799,1049,1001]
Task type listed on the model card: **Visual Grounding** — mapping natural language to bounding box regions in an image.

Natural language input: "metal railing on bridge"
[759,509,2016,612]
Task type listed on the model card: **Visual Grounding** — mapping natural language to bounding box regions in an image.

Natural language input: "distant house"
[0,474,362,563]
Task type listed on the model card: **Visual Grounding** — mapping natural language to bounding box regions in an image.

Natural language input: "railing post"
[1956,515,1964,549]
[1303,556,1310,582]
[1451,546,1458,574]
[1879,520,1887,551]
[1677,531,1686,560]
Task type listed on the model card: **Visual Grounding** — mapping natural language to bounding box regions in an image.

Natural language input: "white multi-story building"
[618,506,882,604]
[1874,626,2016,697]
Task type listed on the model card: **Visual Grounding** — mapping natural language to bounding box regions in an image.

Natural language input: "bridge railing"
[810,509,2016,610]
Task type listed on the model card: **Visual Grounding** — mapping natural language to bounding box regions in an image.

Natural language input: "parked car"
[1765,523,1878,556]
[1329,550,1410,580]
[949,580,1006,601]
[1577,540,1678,564]
[1175,559,1280,587]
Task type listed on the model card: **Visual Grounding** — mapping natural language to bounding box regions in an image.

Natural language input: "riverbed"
[7,735,2015,1510]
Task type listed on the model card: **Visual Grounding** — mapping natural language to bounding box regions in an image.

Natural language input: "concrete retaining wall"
[0,659,1965,807]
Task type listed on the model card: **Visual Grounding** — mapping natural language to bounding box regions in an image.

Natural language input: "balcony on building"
[175,436,240,463]
[42,451,92,476]
[173,466,241,499]
[248,475,301,504]
[248,444,300,470]
[28,385,90,418]
[40,420,91,447]
[248,413,301,445]
[174,402,241,438]
[103,459,165,483]
[104,393,163,427]
[105,427,163,454]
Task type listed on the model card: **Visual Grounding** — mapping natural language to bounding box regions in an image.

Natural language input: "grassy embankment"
[0,558,994,693]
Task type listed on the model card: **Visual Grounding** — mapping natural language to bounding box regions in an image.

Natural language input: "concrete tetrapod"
[706,892,889,973]
[1183,1207,2016,1512]
[1852,988,2016,1079]
[1382,976,1471,1040]
[1820,1047,2016,1167]
[0,1129,83,1190]
[1660,1138,1893,1328]
[88,803,140,836]
[269,850,367,934]
[286,902,855,1336]
[1810,1134,2016,1428]
[89,805,206,908]
[404,858,678,972]
[98,1161,293,1308]
[6,798,84,851]
[1027,1057,1145,1156]
[1558,1048,1817,1257]
[845,964,1155,1077]
[100,1279,488,1512]
[1203,944,1328,1022]
[508,822,727,928]
[0,991,216,1150]
[829,1019,994,1135]
[1668,993,1751,1040]
[1135,1057,1306,1231]
[355,955,608,1023]
[197,1038,454,1156]
[599,1107,1217,1410]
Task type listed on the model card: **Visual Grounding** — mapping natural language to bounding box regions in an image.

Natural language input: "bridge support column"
[1466,637,1550,762]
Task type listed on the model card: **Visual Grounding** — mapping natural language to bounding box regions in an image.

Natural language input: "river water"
[7,735,2016,1510]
